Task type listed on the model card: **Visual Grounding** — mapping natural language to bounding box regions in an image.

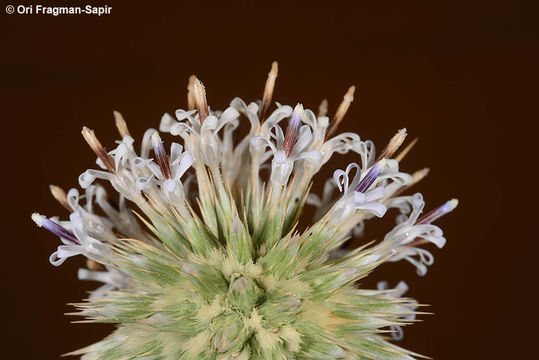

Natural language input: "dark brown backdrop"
[2,0,537,358]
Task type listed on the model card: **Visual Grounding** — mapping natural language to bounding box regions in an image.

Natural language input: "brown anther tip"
[318,99,328,117]
[49,184,72,212]
[81,127,97,148]
[395,137,419,163]
[81,127,116,174]
[193,78,209,123]
[269,61,278,77]
[188,75,197,89]
[260,61,279,122]
[187,75,197,110]
[325,85,356,140]
[377,128,408,161]
[113,110,130,138]
[345,86,356,101]
[412,167,430,182]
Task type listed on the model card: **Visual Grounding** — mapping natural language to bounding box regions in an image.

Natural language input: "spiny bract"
[32,62,457,359]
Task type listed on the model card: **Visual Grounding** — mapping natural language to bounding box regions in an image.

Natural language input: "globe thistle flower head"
[32,62,457,359]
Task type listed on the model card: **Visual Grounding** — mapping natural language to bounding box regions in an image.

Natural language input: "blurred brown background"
[1,0,537,358]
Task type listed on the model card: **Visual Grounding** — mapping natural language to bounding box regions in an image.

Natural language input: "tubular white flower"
[134,134,193,206]
[160,107,239,168]
[386,194,446,246]
[301,108,362,170]
[66,186,116,242]
[78,135,145,202]
[329,162,387,225]
[376,159,413,189]
[345,159,412,237]
[33,212,111,266]
[230,98,293,137]
[250,107,322,187]
[377,193,454,275]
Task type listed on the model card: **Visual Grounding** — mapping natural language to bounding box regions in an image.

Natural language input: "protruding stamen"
[259,61,278,122]
[82,127,116,174]
[416,199,459,225]
[113,110,130,138]
[325,86,355,140]
[318,99,328,117]
[391,168,430,197]
[377,128,407,161]
[187,75,197,110]
[151,131,171,180]
[395,137,418,163]
[194,78,209,123]
[32,213,80,245]
[49,185,72,212]
[282,104,304,156]
[411,167,430,184]
[356,159,386,193]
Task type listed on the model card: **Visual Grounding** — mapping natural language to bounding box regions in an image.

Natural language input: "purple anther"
[282,104,304,156]
[356,160,385,193]
[32,213,80,245]
[416,199,459,224]
[151,132,171,180]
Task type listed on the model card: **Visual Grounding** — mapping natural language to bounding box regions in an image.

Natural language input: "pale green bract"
[32,65,457,359]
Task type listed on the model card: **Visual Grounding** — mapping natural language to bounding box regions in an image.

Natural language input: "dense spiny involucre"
[32,62,457,359]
